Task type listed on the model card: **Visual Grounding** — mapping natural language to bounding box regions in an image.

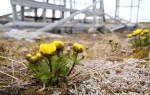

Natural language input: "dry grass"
[0,32,150,94]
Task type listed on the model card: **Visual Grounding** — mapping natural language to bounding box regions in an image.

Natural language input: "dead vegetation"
[0,32,150,95]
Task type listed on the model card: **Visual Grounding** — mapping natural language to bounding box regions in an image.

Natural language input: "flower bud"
[40,43,56,56]
[36,52,42,58]
[141,36,147,40]
[143,29,149,34]
[109,39,113,43]
[26,54,32,61]
[36,36,41,40]
[53,40,64,49]
[114,42,118,45]
[30,56,38,62]
[127,34,133,38]
[73,42,84,53]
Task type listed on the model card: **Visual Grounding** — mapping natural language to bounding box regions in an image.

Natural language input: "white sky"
[0,0,150,22]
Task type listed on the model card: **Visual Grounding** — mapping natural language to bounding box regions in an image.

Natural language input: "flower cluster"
[108,40,119,52]
[26,40,84,85]
[127,28,150,47]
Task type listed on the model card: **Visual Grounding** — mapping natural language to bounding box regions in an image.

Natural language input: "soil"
[0,32,150,95]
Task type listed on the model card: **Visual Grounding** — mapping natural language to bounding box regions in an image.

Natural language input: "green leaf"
[59,50,64,57]
[60,65,69,75]
[51,76,58,84]
[52,62,59,73]
[33,67,49,79]
[77,55,84,61]
[51,55,58,62]
[67,58,73,65]
[72,53,77,62]
[40,75,49,83]
[40,62,49,72]
[75,61,84,66]
[28,63,38,72]
[59,55,68,65]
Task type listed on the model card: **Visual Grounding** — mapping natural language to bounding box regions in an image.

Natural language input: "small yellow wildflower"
[133,29,142,36]
[53,40,64,49]
[30,56,38,62]
[36,52,42,58]
[40,43,56,56]
[114,42,118,45]
[26,54,32,61]
[66,47,71,51]
[73,42,84,53]
[86,46,89,50]
[141,36,147,40]
[36,36,41,40]
[143,29,149,34]
[140,32,145,36]
[127,34,133,38]
[135,28,142,34]
[132,31,138,36]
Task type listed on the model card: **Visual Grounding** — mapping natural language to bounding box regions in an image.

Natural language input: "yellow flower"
[73,42,84,53]
[36,52,42,58]
[53,40,64,49]
[26,54,32,61]
[30,56,38,62]
[136,28,142,34]
[132,31,138,36]
[133,29,142,36]
[143,29,149,34]
[40,43,56,55]
[114,42,118,45]
[141,36,147,40]
[86,46,89,50]
[127,34,133,38]
[140,32,145,36]
[36,36,41,40]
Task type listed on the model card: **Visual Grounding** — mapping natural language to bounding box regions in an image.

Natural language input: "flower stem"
[67,53,78,76]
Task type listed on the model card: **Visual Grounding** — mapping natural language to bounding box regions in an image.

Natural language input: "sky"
[0,0,150,22]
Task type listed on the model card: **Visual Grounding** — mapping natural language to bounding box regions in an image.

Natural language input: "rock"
[1,29,65,42]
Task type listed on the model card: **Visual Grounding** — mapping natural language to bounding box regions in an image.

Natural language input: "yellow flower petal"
[143,29,149,34]
[36,36,41,40]
[140,32,145,36]
[36,52,42,58]
[127,34,133,38]
[40,43,56,55]
[30,56,38,62]
[26,54,32,61]
[53,40,64,49]
[136,28,142,34]
[141,36,147,40]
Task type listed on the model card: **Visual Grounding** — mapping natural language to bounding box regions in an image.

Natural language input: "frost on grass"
[69,58,150,95]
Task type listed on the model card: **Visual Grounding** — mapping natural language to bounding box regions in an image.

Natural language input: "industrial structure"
[1,0,141,33]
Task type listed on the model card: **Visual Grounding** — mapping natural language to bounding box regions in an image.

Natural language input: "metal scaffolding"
[9,0,130,32]
[115,0,141,23]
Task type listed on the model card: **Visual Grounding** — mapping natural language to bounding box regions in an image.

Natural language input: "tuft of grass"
[128,46,150,59]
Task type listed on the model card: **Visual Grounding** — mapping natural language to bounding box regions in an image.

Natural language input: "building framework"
[115,0,140,23]
[6,0,141,32]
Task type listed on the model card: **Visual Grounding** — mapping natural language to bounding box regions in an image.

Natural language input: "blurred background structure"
[0,0,149,33]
